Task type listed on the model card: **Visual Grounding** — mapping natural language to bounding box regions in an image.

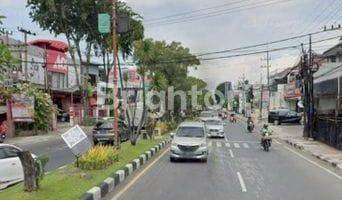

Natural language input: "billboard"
[11,94,34,122]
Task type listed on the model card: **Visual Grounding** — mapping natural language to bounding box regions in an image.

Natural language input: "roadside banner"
[11,94,34,122]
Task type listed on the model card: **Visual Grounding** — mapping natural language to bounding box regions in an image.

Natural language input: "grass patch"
[0,139,163,200]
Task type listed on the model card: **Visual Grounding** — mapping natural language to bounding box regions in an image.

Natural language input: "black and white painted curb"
[79,140,171,200]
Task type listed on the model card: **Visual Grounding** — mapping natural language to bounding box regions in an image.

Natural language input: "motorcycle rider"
[247,117,254,132]
[260,124,272,145]
[230,113,236,123]
[0,120,7,143]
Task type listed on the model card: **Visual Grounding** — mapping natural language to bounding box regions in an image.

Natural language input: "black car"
[268,109,301,125]
[92,120,129,145]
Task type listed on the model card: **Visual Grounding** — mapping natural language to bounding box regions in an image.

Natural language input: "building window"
[50,72,66,88]
[330,56,336,63]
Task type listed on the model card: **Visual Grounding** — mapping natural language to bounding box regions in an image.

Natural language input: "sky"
[1,0,342,89]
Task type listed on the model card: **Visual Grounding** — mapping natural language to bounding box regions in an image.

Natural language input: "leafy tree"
[134,39,200,125]
[0,44,17,82]
[0,15,17,82]
[215,82,227,107]
[27,0,144,122]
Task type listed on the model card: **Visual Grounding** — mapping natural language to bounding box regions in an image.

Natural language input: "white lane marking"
[243,143,249,149]
[229,140,259,143]
[208,141,212,147]
[229,149,235,158]
[112,147,170,200]
[225,136,228,142]
[225,142,231,148]
[234,143,240,148]
[216,142,222,147]
[284,146,342,180]
[274,139,281,145]
[237,172,247,192]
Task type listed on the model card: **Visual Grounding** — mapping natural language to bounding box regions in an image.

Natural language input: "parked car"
[205,118,225,138]
[170,121,208,162]
[92,120,129,145]
[57,112,70,122]
[0,144,40,190]
[268,109,301,125]
[199,111,218,122]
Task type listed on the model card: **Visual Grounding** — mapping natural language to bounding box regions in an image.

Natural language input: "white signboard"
[61,125,86,148]
[61,125,91,157]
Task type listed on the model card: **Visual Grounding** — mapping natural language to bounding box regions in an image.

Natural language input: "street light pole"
[112,0,119,147]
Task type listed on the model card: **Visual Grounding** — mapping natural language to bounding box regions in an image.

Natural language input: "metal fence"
[314,117,342,150]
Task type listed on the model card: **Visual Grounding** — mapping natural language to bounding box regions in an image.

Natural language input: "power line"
[145,0,252,22]
[158,28,340,63]
[123,34,341,65]
[146,0,294,27]
[297,0,338,35]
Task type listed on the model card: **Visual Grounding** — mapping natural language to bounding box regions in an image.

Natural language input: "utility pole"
[0,28,13,45]
[261,50,271,114]
[112,0,120,148]
[301,43,309,138]
[259,72,263,120]
[17,27,36,82]
[308,34,314,139]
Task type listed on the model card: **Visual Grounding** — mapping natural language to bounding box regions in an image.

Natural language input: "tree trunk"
[117,56,132,139]
[66,37,80,87]
[18,151,39,192]
[132,70,147,145]
[75,41,88,122]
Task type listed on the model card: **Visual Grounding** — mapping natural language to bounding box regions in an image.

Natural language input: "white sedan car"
[0,144,38,190]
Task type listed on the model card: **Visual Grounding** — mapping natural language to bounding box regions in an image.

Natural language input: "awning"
[314,64,342,84]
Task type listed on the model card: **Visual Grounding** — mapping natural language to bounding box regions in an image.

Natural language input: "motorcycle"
[247,121,254,133]
[261,130,272,151]
[0,133,6,143]
[230,114,236,123]
[0,122,7,143]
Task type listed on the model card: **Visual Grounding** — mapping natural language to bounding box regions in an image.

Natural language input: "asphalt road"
[112,121,342,200]
[13,133,92,172]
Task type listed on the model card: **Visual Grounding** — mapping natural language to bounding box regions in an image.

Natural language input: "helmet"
[263,124,268,128]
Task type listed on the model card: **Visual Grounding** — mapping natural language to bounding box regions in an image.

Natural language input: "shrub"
[78,146,119,170]
[155,121,169,135]
[155,121,177,135]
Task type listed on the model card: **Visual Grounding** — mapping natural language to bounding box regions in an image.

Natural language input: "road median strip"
[80,140,170,200]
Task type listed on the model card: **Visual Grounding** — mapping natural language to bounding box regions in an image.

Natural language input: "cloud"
[0,0,25,10]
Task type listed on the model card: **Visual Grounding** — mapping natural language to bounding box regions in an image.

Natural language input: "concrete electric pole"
[17,27,36,82]
[261,49,271,114]
[112,0,120,147]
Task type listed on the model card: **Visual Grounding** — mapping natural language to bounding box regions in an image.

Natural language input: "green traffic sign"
[98,13,111,34]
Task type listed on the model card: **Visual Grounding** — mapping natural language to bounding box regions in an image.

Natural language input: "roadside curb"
[79,139,171,200]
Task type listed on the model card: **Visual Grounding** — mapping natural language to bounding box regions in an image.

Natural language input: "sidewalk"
[234,113,342,170]
[6,125,93,146]
[272,125,342,170]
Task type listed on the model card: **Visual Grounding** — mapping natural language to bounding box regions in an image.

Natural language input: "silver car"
[205,118,225,138]
[170,122,208,162]
[199,111,217,122]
